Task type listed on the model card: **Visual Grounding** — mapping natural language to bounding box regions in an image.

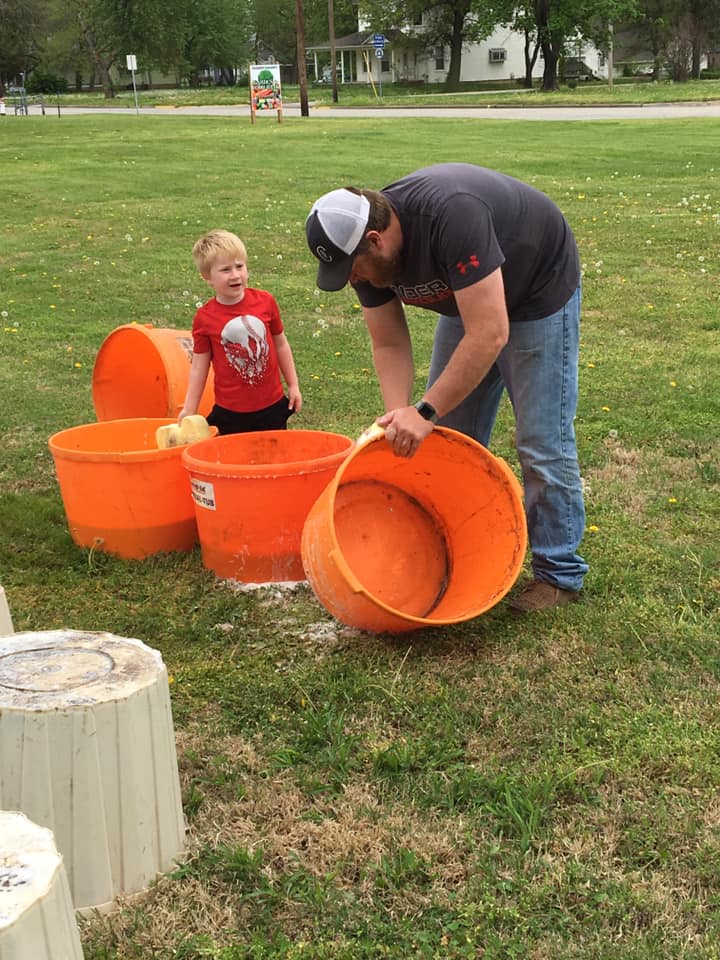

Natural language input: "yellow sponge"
[156,415,212,449]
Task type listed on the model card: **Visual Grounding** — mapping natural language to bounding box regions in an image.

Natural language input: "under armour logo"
[456,255,480,275]
[315,245,333,263]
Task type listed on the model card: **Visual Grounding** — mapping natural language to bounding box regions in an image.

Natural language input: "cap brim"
[316,255,354,292]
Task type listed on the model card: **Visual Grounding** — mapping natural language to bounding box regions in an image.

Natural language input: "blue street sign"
[373,33,385,48]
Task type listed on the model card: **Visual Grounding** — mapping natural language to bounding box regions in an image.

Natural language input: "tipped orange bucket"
[301,426,527,633]
[92,324,215,420]
[182,430,354,583]
[48,418,208,559]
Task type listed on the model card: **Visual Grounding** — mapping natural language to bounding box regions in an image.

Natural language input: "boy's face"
[204,252,249,305]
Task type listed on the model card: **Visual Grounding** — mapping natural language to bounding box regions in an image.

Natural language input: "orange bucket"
[182,430,354,583]
[92,324,215,420]
[48,418,208,559]
[301,426,527,633]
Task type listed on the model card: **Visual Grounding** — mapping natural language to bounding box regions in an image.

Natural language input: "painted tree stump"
[0,630,186,912]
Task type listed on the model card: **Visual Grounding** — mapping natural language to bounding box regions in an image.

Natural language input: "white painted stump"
[0,811,83,960]
[0,630,186,912]
[0,588,12,637]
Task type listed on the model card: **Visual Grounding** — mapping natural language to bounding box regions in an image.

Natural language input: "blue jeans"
[427,285,588,592]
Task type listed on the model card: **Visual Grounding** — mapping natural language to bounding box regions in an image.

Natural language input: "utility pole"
[328,0,339,103]
[295,0,310,116]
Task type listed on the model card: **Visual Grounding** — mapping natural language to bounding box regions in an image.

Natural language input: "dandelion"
[602,406,610,412]
[74,362,82,369]
[587,362,595,368]
[588,525,599,533]
[50,304,56,310]
[311,374,320,380]
[608,429,618,439]
[334,351,341,357]
[1,311,8,318]
[670,381,677,387]
[668,497,677,504]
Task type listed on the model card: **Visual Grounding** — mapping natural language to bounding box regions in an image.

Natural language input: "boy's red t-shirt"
[192,288,285,413]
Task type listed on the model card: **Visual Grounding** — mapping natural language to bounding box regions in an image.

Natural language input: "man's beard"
[367,249,402,288]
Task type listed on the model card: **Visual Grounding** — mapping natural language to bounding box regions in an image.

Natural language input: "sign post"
[126,54,139,115]
[249,64,283,124]
[372,34,385,99]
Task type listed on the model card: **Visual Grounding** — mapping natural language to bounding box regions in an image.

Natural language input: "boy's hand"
[288,386,302,413]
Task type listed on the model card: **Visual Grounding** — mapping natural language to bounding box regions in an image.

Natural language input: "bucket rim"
[48,418,191,463]
[181,429,355,479]
[314,425,527,627]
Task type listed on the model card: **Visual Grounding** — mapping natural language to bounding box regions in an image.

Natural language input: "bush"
[26,70,68,94]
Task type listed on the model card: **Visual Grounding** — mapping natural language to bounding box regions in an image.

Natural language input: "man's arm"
[377,267,509,457]
[422,267,509,417]
[363,297,415,411]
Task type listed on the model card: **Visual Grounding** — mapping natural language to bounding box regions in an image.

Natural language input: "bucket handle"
[355,422,385,449]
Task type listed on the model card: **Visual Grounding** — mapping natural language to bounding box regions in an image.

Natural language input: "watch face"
[415,401,438,423]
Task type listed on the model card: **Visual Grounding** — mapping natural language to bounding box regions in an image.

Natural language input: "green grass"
[1,113,719,959]
[27,76,720,110]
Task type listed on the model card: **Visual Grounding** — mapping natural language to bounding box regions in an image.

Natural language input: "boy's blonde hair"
[192,229,247,277]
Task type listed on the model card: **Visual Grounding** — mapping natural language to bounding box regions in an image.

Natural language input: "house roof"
[306,28,404,53]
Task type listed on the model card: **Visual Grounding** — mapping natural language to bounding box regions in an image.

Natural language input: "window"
[489,48,507,63]
[435,46,445,70]
[413,13,423,25]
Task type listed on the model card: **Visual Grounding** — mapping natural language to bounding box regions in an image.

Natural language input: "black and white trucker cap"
[305,189,371,291]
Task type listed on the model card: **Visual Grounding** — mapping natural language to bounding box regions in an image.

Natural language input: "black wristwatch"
[414,400,439,424]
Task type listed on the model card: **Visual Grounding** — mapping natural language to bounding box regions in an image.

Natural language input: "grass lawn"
[28,77,720,110]
[1,113,719,959]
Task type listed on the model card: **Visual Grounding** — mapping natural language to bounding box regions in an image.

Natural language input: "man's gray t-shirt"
[352,163,580,322]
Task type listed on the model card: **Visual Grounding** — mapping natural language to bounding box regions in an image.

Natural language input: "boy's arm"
[178,351,212,420]
[273,333,302,412]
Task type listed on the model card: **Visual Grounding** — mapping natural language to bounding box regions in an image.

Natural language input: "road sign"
[126,54,137,71]
[375,48,384,58]
[372,33,385,48]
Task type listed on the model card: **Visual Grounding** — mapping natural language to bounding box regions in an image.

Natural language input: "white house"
[306,18,605,86]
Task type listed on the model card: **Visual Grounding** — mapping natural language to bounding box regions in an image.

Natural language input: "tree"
[360,0,501,91]
[0,0,47,92]
[528,0,637,90]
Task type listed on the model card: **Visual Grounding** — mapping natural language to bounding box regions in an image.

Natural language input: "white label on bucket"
[190,478,216,510]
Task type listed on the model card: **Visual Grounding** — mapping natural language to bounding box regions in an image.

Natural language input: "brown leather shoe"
[508,580,580,613]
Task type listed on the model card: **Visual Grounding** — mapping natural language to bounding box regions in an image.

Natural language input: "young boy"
[179,229,302,434]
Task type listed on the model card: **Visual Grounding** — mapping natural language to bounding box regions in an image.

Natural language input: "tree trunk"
[523,30,539,88]
[535,0,558,91]
[542,47,558,89]
[444,6,467,90]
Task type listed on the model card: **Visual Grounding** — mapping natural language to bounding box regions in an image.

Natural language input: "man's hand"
[377,406,434,458]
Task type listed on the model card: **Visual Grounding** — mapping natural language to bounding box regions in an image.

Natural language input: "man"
[305,163,588,612]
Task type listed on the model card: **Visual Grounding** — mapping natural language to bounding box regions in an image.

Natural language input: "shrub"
[26,70,68,94]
